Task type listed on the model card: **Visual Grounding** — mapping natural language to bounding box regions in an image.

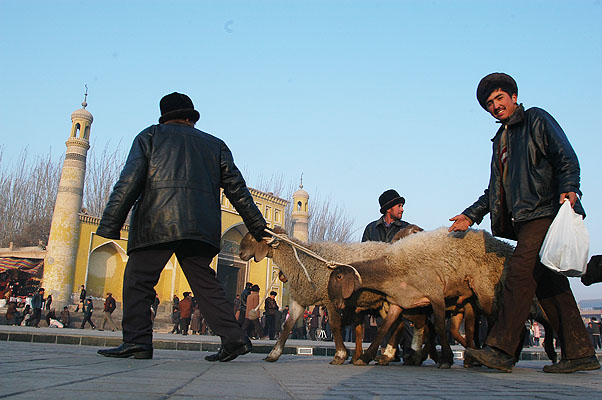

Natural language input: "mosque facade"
[37,97,304,310]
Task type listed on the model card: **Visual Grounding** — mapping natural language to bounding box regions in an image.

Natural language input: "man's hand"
[449,214,473,232]
[559,192,578,208]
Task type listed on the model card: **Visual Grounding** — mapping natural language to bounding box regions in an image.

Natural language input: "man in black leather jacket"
[362,189,411,243]
[450,73,598,373]
[96,92,267,362]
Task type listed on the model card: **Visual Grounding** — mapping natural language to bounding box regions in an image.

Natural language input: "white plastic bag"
[539,200,589,277]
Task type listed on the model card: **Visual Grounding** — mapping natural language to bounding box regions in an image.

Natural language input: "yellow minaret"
[43,91,92,307]
[291,175,309,243]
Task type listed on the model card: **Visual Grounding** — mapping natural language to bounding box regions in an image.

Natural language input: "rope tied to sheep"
[264,228,363,284]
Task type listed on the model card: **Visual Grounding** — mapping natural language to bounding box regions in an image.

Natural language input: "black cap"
[159,92,200,124]
[379,189,405,214]
[476,73,518,110]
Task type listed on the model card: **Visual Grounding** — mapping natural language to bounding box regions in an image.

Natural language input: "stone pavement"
[1,338,601,399]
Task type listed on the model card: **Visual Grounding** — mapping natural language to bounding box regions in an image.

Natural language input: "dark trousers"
[242,318,262,338]
[486,217,594,359]
[180,317,191,335]
[264,314,276,339]
[81,313,96,328]
[29,308,42,327]
[122,240,245,345]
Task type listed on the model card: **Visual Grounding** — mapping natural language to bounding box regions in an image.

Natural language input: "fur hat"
[476,73,518,110]
[159,92,200,124]
[379,189,405,214]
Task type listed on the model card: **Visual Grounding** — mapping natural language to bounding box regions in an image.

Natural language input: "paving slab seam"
[0,356,171,399]
[158,364,215,400]
[260,361,298,400]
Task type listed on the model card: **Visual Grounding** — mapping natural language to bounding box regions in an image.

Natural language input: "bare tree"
[0,148,61,247]
[83,140,126,217]
[251,173,357,243]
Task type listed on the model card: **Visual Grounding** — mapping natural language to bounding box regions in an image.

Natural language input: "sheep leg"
[355,304,402,366]
[351,322,364,363]
[378,315,407,366]
[264,300,304,362]
[326,303,349,365]
[461,303,482,368]
[449,311,467,348]
[403,314,429,366]
[431,298,454,368]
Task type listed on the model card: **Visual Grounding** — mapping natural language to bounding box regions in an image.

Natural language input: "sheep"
[328,227,516,368]
[581,255,602,286]
[239,226,409,364]
[329,227,559,368]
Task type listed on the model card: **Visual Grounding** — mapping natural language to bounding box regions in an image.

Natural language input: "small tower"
[43,91,93,307]
[291,174,309,242]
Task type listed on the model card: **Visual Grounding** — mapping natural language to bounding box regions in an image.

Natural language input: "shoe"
[464,346,513,373]
[97,342,153,359]
[98,329,104,331]
[205,336,253,362]
[543,355,600,373]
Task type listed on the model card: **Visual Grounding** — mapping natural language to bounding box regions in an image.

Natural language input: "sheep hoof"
[264,355,279,362]
[463,354,481,368]
[378,357,392,366]
[353,358,370,366]
[330,357,346,365]
[438,362,452,369]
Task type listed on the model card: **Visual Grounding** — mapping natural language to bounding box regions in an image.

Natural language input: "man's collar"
[492,104,525,140]
[376,216,403,227]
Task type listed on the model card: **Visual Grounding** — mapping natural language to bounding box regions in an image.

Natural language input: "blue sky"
[1,1,601,300]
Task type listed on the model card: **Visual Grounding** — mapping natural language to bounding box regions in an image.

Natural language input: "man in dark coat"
[237,282,253,325]
[263,291,279,340]
[362,189,411,243]
[99,293,118,331]
[450,73,599,373]
[29,288,44,327]
[96,92,267,361]
[75,285,86,312]
[362,190,414,360]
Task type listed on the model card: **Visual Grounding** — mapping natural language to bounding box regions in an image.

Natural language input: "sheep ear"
[254,240,271,262]
[341,273,358,300]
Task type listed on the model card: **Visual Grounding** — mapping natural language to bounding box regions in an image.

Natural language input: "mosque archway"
[218,224,248,303]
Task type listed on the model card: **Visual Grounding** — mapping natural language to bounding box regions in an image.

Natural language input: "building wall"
[72,188,288,311]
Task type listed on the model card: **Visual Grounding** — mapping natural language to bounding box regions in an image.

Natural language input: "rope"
[263,228,363,284]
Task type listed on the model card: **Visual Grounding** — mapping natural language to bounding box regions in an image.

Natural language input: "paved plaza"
[1,338,600,399]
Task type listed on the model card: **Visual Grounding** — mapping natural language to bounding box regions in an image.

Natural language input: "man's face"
[486,89,518,122]
[387,203,404,221]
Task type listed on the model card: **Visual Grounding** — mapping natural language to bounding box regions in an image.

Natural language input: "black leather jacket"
[361,217,410,243]
[463,105,584,240]
[96,123,266,254]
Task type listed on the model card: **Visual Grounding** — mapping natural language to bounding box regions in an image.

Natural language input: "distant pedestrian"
[170,306,181,334]
[80,298,96,329]
[100,293,118,331]
[242,285,262,339]
[238,283,252,326]
[60,306,71,328]
[591,318,601,350]
[179,292,192,335]
[191,305,202,334]
[75,285,86,312]
[28,288,44,327]
[264,291,279,340]
[45,294,52,310]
